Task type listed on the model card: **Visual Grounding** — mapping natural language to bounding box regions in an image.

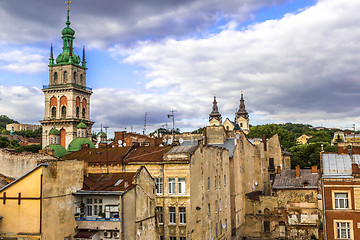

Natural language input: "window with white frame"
[219,199,222,211]
[168,178,175,194]
[169,207,176,224]
[178,178,186,194]
[179,207,186,224]
[335,193,349,209]
[86,198,92,216]
[336,222,351,239]
[156,178,163,195]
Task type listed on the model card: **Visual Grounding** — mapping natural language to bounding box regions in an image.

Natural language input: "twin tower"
[40,7,93,150]
[209,93,250,134]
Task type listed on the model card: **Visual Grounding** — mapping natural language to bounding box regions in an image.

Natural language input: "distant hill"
[0,115,18,129]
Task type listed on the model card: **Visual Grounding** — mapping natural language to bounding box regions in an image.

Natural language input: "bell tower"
[40,2,94,149]
[235,91,250,134]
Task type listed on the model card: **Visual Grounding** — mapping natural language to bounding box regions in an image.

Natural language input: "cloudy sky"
[1,0,360,135]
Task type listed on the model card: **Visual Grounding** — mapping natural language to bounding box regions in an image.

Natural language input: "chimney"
[312,165,318,174]
[296,165,300,178]
[277,166,281,174]
[262,134,267,151]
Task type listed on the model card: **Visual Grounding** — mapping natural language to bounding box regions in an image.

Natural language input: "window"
[335,193,349,209]
[216,223,218,237]
[208,177,210,191]
[215,176,217,190]
[168,178,175,194]
[208,204,210,216]
[80,74,83,84]
[156,178,163,195]
[73,72,76,81]
[179,207,186,224]
[61,106,66,117]
[156,207,163,224]
[219,177,221,189]
[336,222,351,239]
[170,237,176,240]
[264,221,270,233]
[63,71,67,83]
[225,219,227,229]
[269,158,275,171]
[224,175,226,187]
[219,199,221,211]
[220,220,222,234]
[82,108,85,118]
[76,107,79,117]
[54,72,58,83]
[51,107,56,117]
[179,237,186,240]
[169,207,176,224]
[225,196,227,208]
[86,198,92,216]
[215,200,218,213]
[178,178,185,194]
[240,123,243,127]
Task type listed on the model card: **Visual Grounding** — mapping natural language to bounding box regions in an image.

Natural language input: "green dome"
[77,121,87,129]
[62,24,75,36]
[49,128,60,135]
[68,138,95,152]
[43,144,68,158]
[97,131,106,137]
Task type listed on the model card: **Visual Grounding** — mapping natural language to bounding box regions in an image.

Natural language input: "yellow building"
[0,160,84,239]
[296,134,312,145]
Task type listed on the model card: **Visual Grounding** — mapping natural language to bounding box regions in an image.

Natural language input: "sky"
[1,0,360,136]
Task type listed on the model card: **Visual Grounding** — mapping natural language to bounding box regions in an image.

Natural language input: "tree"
[0,136,9,148]
[0,115,18,129]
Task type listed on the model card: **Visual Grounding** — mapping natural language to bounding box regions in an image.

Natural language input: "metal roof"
[273,169,319,189]
[167,145,198,155]
[322,154,352,177]
[209,138,235,157]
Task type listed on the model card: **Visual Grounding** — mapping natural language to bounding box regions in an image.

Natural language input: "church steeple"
[209,94,222,122]
[235,91,249,120]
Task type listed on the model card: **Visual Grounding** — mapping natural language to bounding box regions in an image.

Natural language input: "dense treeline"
[248,123,339,168]
[0,136,41,153]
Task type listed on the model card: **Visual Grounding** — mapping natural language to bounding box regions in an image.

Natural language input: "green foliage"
[0,136,9,148]
[289,142,337,168]
[150,127,181,136]
[14,127,42,139]
[0,115,18,129]
[9,139,20,149]
[192,127,204,134]
[15,144,42,153]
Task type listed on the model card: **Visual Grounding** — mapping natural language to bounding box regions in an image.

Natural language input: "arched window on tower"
[80,74,83,85]
[61,106,66,117]
[82,108,86,118]
[240,123,243,127]
[64,71,68,83]
[54,72,58,83]
[73,72,76,82]
[76,107,79,118]
[51,107,56,118]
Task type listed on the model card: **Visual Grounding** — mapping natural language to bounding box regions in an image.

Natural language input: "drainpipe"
[322,177,327,240]
[122,194,125,240]
[162,164,165,239]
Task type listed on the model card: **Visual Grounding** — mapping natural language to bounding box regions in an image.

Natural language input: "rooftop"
[82,172,137,192]
[124,146,171,163]
[322,153,358,177]
[273,169,319,189]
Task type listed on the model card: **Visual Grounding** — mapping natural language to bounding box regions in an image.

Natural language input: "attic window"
[114,179,123,186]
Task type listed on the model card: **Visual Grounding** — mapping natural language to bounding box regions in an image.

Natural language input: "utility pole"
[104,126,109,174]
[167,109,176,135]
[143,112,148,135]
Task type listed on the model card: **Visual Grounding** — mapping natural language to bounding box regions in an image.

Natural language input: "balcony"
[76,217,121,230]
[42,84,92,91]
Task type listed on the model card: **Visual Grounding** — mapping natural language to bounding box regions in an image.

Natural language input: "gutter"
[322,177,327,240]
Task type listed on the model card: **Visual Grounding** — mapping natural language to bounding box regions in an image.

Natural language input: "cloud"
[0,47,47,73]
[114,0,360,128]
[0,0,287,47]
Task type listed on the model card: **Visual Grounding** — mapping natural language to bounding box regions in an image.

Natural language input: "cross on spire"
[66,0,71,11]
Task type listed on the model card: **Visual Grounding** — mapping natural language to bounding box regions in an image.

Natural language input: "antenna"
[167,109,177,135]
[143,112,148,135]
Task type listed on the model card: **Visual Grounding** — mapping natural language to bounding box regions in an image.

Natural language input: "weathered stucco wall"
[41,160,84,240]
[0,149,56,179]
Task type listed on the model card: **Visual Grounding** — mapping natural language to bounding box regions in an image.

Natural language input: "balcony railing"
[75,217,121,222]
[42,84,92,91]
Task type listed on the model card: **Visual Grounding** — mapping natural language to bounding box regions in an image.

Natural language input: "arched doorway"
[60,129,66,148]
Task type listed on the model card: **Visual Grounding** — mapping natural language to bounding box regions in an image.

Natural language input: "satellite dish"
[254,181,258,186]
[123,143,127,147]
[179,138,184,144]
[168,139,173,145]
[163,139,167,143]
[118,140,122,144]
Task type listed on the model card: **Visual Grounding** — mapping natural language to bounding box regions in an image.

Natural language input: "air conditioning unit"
[103,231,113,238]
[113,231,120,239]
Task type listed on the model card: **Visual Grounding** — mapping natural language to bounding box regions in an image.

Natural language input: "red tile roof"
[63,147,132,165]
[123,146,171,163]
[83,172,137,192]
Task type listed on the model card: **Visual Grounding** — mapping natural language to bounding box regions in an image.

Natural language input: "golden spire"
[66,0,71,11]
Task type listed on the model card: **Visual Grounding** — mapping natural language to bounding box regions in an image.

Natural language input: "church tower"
[209,94,222,126]
[40,4,93,149]
[235,91,250,134]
